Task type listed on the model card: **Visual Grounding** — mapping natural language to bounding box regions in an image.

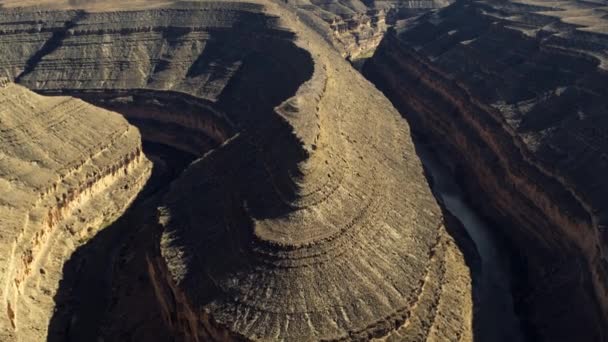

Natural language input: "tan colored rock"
[290,0,452,61]
[0,82,151,341]
[151,2,474,341]
[0,1,474,341]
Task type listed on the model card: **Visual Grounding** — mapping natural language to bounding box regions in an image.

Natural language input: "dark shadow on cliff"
[45,34,314,342]
[411,136,483,341]
[361,28,530,340]
[15,6,316,338]
[47,142,195,342]
[155,27,315,311]
[15,10,88,83]
[411,133,528,342]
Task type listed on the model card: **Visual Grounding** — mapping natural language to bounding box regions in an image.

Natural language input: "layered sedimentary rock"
[0,82,151,341]
[152,3,473,340]
[329,9,388,60]
[365,0,608,340]
[0,0,477,340]
[290,0,451,60]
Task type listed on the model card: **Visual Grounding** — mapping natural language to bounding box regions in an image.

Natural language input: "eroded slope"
[365,0,608,340]
[0,82,151,341]
[152,2,473,341]
[0,1,476,341]
[289,0,452,60]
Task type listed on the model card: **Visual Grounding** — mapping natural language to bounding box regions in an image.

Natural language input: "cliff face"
[152,3,474,340]
[0,82,151,341]
[290,0,452,60]
[0,1,475,341]
[329,10,388,60]
[364,1,608,340]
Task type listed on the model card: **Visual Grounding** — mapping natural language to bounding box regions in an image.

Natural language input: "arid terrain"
[0,0,607,341]
[365,0,608,340]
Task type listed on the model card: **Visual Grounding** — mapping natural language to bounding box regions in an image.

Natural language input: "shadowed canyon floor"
[1,0,608,341]
[0,1,474,341]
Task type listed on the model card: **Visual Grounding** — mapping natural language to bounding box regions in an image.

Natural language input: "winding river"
[414,141,526,342]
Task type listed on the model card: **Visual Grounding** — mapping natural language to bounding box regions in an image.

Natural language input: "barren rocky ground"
[0,0,606,341]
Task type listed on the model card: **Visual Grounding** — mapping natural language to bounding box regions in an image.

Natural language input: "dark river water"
[414,141,525,342]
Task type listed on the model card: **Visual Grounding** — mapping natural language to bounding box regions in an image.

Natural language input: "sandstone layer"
[364,0,608,340]
[0,1,475,341]
[0,82,151,341]
[289,0,451,60]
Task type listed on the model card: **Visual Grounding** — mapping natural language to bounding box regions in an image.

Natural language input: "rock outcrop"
[290,0,452,60]
[0,1,475,341]
[0,82,151,341]
[364,0,608,340]
[329,9,388,60]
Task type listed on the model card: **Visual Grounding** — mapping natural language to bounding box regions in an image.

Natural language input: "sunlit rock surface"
[0,1,474,341]
[365,0,608,340]
[289,0,452,60]
[0,82,151,341]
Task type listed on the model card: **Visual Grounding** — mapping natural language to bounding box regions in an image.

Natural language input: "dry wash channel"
[1,1,475,341]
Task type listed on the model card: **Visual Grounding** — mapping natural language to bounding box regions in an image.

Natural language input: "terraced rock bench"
[0,1,475,341]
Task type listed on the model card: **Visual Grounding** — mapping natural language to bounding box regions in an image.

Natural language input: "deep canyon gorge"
[0,0,607,341]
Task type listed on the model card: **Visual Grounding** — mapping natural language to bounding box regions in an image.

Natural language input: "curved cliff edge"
[364,0,608,340]
[0,82,152,342]
[289,0,453,60]
[0,1,476,341]
[153,2,474,340]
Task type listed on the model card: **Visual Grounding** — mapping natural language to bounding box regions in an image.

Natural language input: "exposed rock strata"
[151,2,472,340]
[0,1,476,341]
[0,82,151,341]
[58,90,234,157]
[291,0,451,60]
[365,1,608,340]
[325,9,389,60]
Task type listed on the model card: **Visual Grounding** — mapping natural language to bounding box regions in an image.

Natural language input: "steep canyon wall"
[290,0,452,60]
[0,83,151,341]
[0,1,475,341]
[364,1,608,340]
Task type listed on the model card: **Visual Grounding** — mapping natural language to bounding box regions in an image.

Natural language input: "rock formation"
[0,1,474,341]
[0,82,151,341]
[289,0,451,60]
[364,0,608,340]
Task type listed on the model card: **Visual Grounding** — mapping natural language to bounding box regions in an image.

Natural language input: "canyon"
[0,1,472,341]
[290,0,452,61]
[0,82,151,342]
[0,0,607,341]
[364,0,608,340]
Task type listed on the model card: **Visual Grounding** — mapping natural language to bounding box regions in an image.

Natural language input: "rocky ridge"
[0,1,475,341]
[364,0,608,340]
